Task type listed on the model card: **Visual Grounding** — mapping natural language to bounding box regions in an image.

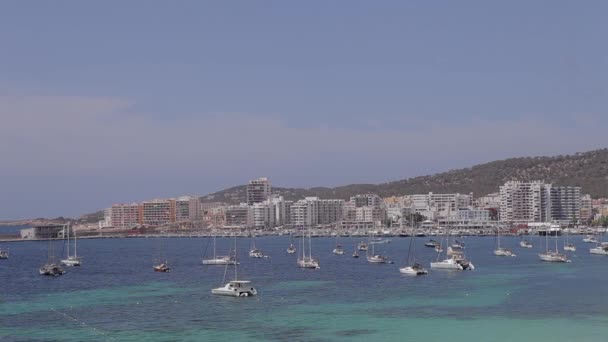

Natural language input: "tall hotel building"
[142,199,175,225]
[247,177,271,205]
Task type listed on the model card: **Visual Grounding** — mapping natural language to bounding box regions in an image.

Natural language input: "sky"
[0,1,607,219]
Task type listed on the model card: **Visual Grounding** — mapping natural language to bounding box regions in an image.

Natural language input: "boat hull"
[538,253,569,262]
[590,247,608,255]
[399,266,428,275]
[202,258,237,265]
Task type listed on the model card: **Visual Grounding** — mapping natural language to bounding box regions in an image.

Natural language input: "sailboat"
[400,218,428,275]
[332,234,344,255]
[357,241,369,251]
[494,227,516,257]
[520,234,533,248]
[249,234,265,258]
[39,239,65,276]
[583,235,598,243]
[538,228,569,262]
[212,235,258,297]
[366,234,392,264]
[297,229,320,269]
[286,242,296,254]
[153,237,170,272]
[60,224,81,266]
[203,235,238,265]
[563,229,576,252]
[430,233,474,270]
[590,233,608,255]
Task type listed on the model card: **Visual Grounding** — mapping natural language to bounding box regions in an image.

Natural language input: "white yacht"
[40,240,65,276]
[400,263,428,275]
[590,242,608,255]
[249,235,265,258]
[583,235,598,243]
[520,239,533,248]
[203,236,238,265]
[357,241,369,251]
[538,231,570,263]
[212,280,258,297]
[366,237,392,264]
[430,255,474,270]
[60,225,81,267]
[212,235,257,297]
[563,230,576,252]
[424,239,440,248]
[298,230,320,269]
[332,245,345,255]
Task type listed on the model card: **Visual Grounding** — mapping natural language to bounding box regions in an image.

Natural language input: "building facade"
[247,177,271,205]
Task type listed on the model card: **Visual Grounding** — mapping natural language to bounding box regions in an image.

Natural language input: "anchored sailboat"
[297,229,320,269]
[203,235,238,265]
[400,218,428,275]
[430,233,474,270]
[538,228,569,263]
[40,239,65,276]
[494,227,516,257]
[61,224,81,266]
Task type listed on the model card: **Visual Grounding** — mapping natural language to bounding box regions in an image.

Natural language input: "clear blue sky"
[1,1,606,219]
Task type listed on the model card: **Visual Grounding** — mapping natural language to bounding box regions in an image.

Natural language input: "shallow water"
[1,235,607,341]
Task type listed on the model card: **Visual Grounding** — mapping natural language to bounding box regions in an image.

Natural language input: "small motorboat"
[564,243,576,252]
[0,249,9,259]
[249,248,264,258]
[352,250,359,258]
[425,240,440,248]
[286,243,296,254]
[494,247,516,257]
[332,245,345,255]
[297,257,320,269]
[357,242,369,251]
[520,240,533,248]
[583,235,598,243]
[366,254,392,264]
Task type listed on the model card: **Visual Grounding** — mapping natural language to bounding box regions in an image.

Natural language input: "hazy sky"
[1,1,607,219]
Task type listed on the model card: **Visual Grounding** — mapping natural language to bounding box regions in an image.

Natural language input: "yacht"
[0,249,8,259]
[298,230,320,269]
[366,236,392,264]
[352,249,359,258]
[424,239,440,248]
[203,236,238,265]
[400,263,428,275]
[538,231,569,263]
[249,235,265,258]
[564,243,576,252]
[40,239,65,276]
[212,235,258,297]
[430,255,474,270]
[520,240,533,248]
[286,243,296,254]
[434,245,444,253]
[39,263,65,276]
[60,224,81,267]
[332,245,345,255]
[590,244,608,255]
[583,235,598,243]
[494,227,516,257]
[451,240,465,249]
[212,280,258,297]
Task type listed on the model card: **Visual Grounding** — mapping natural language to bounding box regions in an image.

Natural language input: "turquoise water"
[1,236,607,341]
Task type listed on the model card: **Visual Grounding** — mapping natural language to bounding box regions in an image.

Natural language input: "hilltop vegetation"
[202,148,608,203]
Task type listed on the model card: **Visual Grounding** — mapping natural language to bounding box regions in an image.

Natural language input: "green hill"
[202,148,608,203]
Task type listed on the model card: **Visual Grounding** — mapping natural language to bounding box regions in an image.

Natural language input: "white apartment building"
[411,192,471,220]
[290,197,319,227]
[499,181,551,224]
[174,196,191,222]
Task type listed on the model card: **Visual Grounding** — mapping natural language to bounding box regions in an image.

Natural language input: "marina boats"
[40,240,65,277]
[203,236,238,265]
[297,230,320,269]
[212,236,257,297]
[538,229,570,263]
[494,228,516,257]
[400,220,428,275]
[424,239,440,248]
[583,235,598,243]
[60,225,81,267]
[0,248,8,259]
[357,241,369,251]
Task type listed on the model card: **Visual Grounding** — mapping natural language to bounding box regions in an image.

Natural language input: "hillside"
[202,148,608,203]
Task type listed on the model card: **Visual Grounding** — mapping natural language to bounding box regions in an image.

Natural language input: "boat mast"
[73,225,77,258]
[308,229,312,260]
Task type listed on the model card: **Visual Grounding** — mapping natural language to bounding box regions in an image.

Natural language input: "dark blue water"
[1,235,607,341]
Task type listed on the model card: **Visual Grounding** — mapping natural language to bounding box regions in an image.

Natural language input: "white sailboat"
[0,248,9,259]
[538,229,569,262]
[563,229,576,252]
[332,234,344,255]
[249,234,265,258]
[203,236,238,265]
[590,243,608,255]
[212,235,258,297]
[60,224,81,267]
[297,230,320,269]
[519,235,533,248]
[400,218,428,275]
[494,227,516,257]
[366,234,392,264]
[583,235,598,243]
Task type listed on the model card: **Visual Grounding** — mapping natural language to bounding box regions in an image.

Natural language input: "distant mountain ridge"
[202,148,608,203]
